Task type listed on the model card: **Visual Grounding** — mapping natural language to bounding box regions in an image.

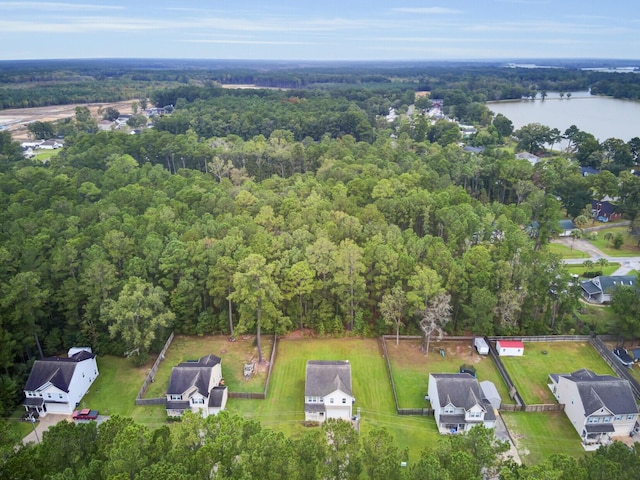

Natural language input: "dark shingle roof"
[558,369,638,416]
[431,373,487,411]
[24,350,96,392]
[305,361,352,397]
[167,355,221,396]
[582,276,636,296]
[208,386,227,408]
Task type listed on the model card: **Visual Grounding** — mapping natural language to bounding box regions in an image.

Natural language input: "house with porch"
[428,373,496,434]
[549,369,638,446]
[581,275,636,304]
[304,360,354,423]
[166,354,227,418]
[23,347,98,417]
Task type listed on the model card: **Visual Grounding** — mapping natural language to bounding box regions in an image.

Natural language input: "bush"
[613,233,625,249]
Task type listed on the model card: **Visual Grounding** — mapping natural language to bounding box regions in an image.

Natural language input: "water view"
[487,92,640,142]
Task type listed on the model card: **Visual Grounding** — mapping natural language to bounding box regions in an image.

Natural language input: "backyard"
[500,342,615,404]
[548,242,589,259]
[501,411,587,464]
[143,335,272,398]
[226,337,439,460]
[384,338,513,408]
[588,226,640,257]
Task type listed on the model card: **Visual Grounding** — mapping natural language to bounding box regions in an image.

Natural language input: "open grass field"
[501,411,586,464]
[501,342,615,404]
[385,338,513,408]
[588,226,640,257]
[549,243,589,259]
[227,337,439,460]
[144,335,272,398]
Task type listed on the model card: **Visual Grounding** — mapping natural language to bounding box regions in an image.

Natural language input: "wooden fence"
[398,408,433,416]
[135,332,175,405]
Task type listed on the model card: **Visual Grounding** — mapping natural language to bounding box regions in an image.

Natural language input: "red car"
[72,408,99,420]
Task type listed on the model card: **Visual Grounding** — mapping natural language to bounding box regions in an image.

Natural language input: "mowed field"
[500,342,615,404]
[385,338,513,407]
[226,337,439,460]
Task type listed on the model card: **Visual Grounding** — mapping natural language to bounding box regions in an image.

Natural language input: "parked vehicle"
[613,347,634,367]
[72,408,99,420]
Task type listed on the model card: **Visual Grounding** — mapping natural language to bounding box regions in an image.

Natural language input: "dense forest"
[2,61,640,474]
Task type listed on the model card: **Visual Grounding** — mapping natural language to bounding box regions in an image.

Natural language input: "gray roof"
[479,381,501,401]
[167,354,221,396]
[305,361,352,397]
[559,220,575,230]
[557,369,638,416]
[304,403,327,413]
[598,276,636,292]
[24,350,96,392]
[208,386,227,408]
[430,373,487,411]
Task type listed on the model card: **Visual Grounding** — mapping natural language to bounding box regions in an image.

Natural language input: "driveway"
[21,414,110,444]
[494,411,522,465]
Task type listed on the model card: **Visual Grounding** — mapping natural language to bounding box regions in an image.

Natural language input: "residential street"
[552,238,640,275]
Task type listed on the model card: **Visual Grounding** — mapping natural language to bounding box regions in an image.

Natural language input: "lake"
[487,92,640,142]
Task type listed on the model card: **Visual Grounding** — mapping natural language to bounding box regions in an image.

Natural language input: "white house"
[304,360,354,423]
[23,347,99,417]
[37,139,64,150]
[428,373,496,434]
[549,369,638,446]
[166,354,227,418]
[496,340,524,356]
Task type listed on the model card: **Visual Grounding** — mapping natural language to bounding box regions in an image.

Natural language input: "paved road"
[552,238,640,275]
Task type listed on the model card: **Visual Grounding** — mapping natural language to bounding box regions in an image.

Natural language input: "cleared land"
[227,337,439,460]
[143,335,272,398]
[588,226,640,257]
[501,411,586,464]
[500,342,615,404]
[549,243,589,258]
[385,338,513,407]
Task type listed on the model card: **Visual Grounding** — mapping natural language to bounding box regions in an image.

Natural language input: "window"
[47,393,51,399]
[169,394,182,401]
[192,398,204,405]
[342,398,346,404]
[628,414,636,420]
[444,405,455,414]
[468,411,481,419]
[615,415,622,421]
[330,398,334,404]
[58,394,63,399]
[587,417,600,424]
[603,416,611,423]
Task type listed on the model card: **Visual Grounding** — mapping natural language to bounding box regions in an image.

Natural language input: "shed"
[496,340,524,356]
[480,381,501,410]
[474,337,489,355]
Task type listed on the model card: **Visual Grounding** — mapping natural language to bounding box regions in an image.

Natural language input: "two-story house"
[23,347,99,417]
[166,354,227,418]
[549,369,638,445]
[304,360,354,423]
[428,373,496,434]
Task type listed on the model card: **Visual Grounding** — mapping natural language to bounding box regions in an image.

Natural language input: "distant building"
[515,152,540,166]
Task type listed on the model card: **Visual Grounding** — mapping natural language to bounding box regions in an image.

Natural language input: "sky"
[0,0,638,61]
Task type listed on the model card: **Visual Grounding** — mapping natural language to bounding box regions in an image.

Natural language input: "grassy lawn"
[6,409,35,443]
[33,149,61,162]
[563,263,620,277]
[79,355,168,429]
[501,342,615,404]
[144,335,272,398]
[588,226,640,257]
[549,243,589,259]
[385,338,513,408]
[227,337,439,461]
[501,411,587,464]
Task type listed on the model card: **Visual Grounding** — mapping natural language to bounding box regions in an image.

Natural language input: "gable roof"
[591,200,617,215]
[24,350,96,392]
[582,275,637,295]
[558,219,575,231]
[430,373,487,410]
[557,369,638,416]
[305,360,352,397]
[167,354,221,396]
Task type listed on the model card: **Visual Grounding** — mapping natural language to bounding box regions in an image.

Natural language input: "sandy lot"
[0,100,137,141]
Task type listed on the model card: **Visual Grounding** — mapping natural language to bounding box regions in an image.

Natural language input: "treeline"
[1,413,638,480]
[2,59,639,110]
